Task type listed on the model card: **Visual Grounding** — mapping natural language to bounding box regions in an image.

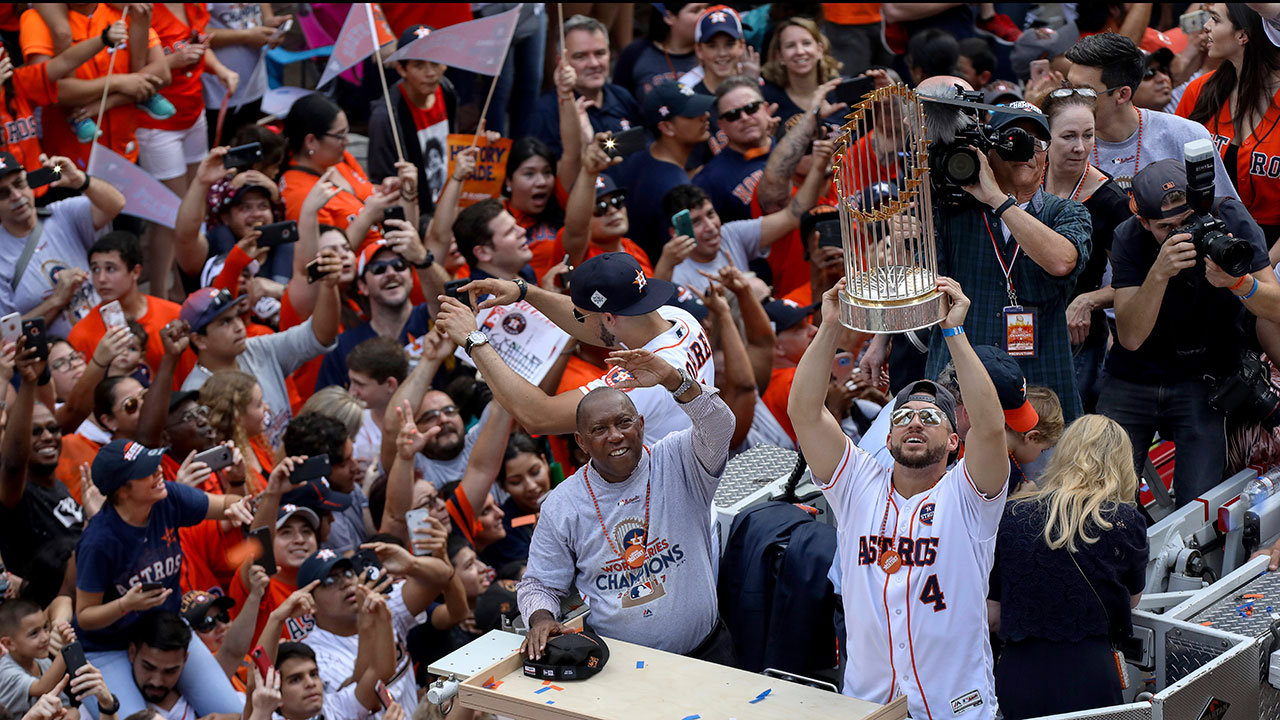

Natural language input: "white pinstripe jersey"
[819,439,1008,720]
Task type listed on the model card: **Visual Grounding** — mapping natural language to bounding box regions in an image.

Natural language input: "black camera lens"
[1202,230,1253,278]
[943,148,980,186]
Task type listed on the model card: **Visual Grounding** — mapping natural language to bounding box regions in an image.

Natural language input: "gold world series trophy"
[830,84,948,334]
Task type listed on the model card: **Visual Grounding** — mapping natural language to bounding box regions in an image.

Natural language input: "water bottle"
[1243,466,1280,507]
[70,117,99,144]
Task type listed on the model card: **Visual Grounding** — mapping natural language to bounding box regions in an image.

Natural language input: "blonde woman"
[760,18,845,124]
[200,370,274,493]
[989,415,1148,719]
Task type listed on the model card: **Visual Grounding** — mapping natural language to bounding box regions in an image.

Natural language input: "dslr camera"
[924,88,1037,201]
[1208,350,1280,429]
[1173,139,1253,277]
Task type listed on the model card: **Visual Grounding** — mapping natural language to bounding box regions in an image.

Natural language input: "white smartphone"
[406,507,435,556]
[269,18,293,42]
[0,313,20,345]
[99,300,126,330]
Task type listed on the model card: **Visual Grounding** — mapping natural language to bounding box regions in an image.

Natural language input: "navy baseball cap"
[180,590,235,626]
[1011,22,1079,81]
[982,80,1023,106]
[276,503,320,530]
[990,100,1050,141]
[220,184,273,213]
[643,82,714,130]
[973,345,1038,433]
[1130,158,1188,219]
[665,284,709,322]
[523,630,610,681]
[168,390,201,413]
[181,287,244,333]
[0,152,22,178]
[281,478,352,513]
[594,174,626,199]
[297,548,353,589]
[92,440,167,495]
[764,299,815,333]
[397,24,435,51]
[570,253,675,317]
[892,381,959,432]
[695,5,743,43]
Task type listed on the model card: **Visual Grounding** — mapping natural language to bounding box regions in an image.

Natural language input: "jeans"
[482,11,547,138]
[86,629,241,718]
[1097,373,1227,507]
[1072,338,1106,414]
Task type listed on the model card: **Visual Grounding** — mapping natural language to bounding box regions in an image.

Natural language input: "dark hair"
[662,184,713,219]
[318,223,344,238]
[712,75,764,114]
[276,641,317,670]
[123,711,158,720]
[504,137,557,196]
[906,29,959,79]
[347,336,409,384]
[446,531,474,562]
[1042,90,1097,125]
[129,610,191,652]
[283,94,342,159]
[958,37,996,78]
[94,375,135,426]
[453,198,506,268]
[1189,6,1280,132]
[282,413,349,464]
[1075,2,1125,33]
[1064,32,1144,94]
[126,319,149,348]
[498,433,546,488]
[90,231,144,270]
[231,124,288,177]
[0,599,42,637]
[646,2,694,43]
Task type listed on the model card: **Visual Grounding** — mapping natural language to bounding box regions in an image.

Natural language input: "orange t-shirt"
[751,184,837,298]
[139,3,210,131]
[2,63,55,177]
[281,152,382,251]
[229,564,311,645]
[761,366,799,443]
[180,518,249,597]
[822,3,881,25]
[381,3,472,35]
[1176,71,1280,225]
[67,296,196,389]
[782,282,814,306]
[54,433,102,503]
[20,6,161,167]
[529,228,654,284]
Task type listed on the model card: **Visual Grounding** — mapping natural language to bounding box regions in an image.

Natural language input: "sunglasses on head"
[719,100,763,123]
[366,257,408,276]
[594,193,627,217]
[890,407,948,427]
[194,610,230,633]
[1048,87,1097,99]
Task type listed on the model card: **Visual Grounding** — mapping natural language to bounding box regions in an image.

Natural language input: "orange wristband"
[1230,275,1249,291]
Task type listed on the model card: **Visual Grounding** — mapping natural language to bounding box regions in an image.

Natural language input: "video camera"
[922,87,1038,203]
[1174,139,1253,277]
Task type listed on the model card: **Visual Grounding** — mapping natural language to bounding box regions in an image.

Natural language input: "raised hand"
[197,147,232,186]
[451,147,478,183]
[395,401,436,460]
[175,450,213,488]
[302,168,342,214]
[602,349,680,390]
[935,276,967,330]
[50,267,89,307]
[160,319,191,357]
[433,297,479,346]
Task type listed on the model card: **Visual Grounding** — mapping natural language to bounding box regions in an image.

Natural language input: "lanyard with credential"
[983,213,1019,307]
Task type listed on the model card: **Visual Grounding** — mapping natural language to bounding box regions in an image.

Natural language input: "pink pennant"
[87,145,180,228]
[386,6,521,76]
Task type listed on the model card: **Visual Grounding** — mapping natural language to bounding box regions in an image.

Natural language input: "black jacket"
[367,77,458,219]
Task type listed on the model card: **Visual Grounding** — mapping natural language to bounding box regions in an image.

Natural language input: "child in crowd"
[107,320,151,387]
[0,600,72,716]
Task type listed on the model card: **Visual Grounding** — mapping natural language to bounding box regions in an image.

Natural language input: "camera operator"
[1101,157,1279,507]
[921,78,1092,424]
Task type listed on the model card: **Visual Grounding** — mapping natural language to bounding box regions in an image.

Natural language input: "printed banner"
[88,145,181,228]
[444,135,513,207]
[454,301,570,385]
[385,5,521,76]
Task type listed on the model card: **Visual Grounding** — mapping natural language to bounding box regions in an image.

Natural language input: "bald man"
[516,348,737,665]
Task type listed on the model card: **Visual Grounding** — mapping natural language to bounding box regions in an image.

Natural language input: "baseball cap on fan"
[1128,159,1188,219]
[570,253,675,316]
[0,152,23,178]
[642,82,714,130]
[695,5,744,44]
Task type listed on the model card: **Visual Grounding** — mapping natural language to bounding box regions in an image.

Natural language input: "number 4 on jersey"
[920,574,946,611]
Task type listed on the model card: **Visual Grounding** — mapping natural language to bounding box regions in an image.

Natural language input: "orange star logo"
[161,528,177,544]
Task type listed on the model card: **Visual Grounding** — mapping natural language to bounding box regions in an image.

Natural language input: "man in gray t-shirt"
[517,350,735,660]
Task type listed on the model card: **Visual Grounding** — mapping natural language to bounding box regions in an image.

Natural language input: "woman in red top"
[201,370,274,494]
[503,137,571,253]
[1177,4,1280,244]
[279,93,417,254]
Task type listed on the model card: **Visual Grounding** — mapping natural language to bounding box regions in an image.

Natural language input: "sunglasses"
[32,423,61,438]
[417,404,459,425]
[50,351,85,372]
[719,100,763,123]
[890,407,948,427]
[594,193,627,217]
[320,568,356,587]
[1142,66,1168,80]
[118,392,146,415]
[366,257,408,276]
[194,610,230,633]
[1031,138,1050,152]
[1049,87,1097,99]
[573,307,594,323]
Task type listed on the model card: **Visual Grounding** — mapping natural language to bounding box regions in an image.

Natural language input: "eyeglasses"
[718,100,763,123]
[1048,87,1097,99]
[366,257,408,276]
[194,610,230,633]
[572,307,594,323]
[320,569,355,587]
[170,405,209,426]
[118,392,146,415]
[50,351,85,373]
[31,423,61,438]
[593,193,627,217]
[323,130,351,144]
[417,405,459,425]
[1032,138,1050,152]
[1142,66,1168,80]
[890,407,948,427]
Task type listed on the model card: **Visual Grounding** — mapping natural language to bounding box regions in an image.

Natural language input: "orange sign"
[445,134,514,208]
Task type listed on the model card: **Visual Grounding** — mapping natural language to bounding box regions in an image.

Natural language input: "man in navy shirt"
[529,15,642,157]
[613,81,713,262]
[315,240,433,393]
[693,76,775,223]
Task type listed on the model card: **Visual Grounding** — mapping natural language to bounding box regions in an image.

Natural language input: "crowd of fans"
[1,2,1280,720]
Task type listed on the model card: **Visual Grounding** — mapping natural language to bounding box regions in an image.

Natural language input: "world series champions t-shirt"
[73,482,209,651]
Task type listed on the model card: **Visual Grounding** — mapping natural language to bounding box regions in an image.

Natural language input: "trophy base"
[838,288,948,334]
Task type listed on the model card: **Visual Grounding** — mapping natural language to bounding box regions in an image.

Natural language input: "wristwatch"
[413,251,434,269]
[99,693,121,715]
[464,331,489,356]
[669,367,695,399]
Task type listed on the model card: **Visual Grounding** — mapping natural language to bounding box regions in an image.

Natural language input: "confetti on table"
[535,687,551,694]
[636,661,645,669]
[680,715,700,720]
[1200,621,1213,626]
[482,676,496,688]
[546,700,555,705]
[749,689,772,704]
[550,685,564,691]
[542,681,552,686]
[1245,593,1265,599]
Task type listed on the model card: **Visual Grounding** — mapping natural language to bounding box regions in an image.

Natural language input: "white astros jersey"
[820,439,1008,719]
